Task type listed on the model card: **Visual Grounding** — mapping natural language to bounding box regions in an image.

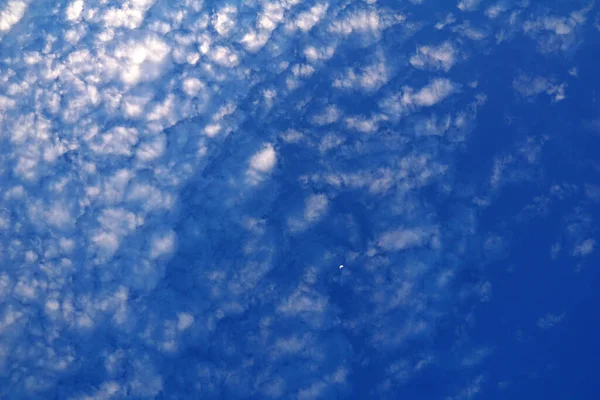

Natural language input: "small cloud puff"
[288,194,329,232]
[404,78,459,107]
[379,78,459,121]
[150,230,177,259]
[333,58,389,93]
[573,238,595,257]
[329,8,405,40]
[377,227,437,252]
[410,41,458,72]
[102,0,158,29]
[212,5,238,37]
[537,313,565,329]
[457,0,481,12]
[247,143,277,184]
[522,4,594,54]
[286,3,328,32]
[249,144,277,173]
[0,0,27,33]
[513,74,566,102]
[312,105,341,125]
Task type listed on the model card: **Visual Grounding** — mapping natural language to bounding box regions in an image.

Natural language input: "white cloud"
[457,0,480,12]
[257,2,285,32]
[435,13,456,30]
[249,144,277,173]
[537,313,565,329]
[550,242,562,259]
[177,312,194,331]
[288,194,329,232]
[452,21,487,40]
[461,347,492,367]
[454,376,485,400]
[379,79,459,121]
[333,54,390,93]
[345,114,382,134]
[0,0,27,32]
[304,194,329,223]
[213,5,238,37]
[318,133,343,152]
[246,143,277,185]
[585,183,600,202]
[573,238,595,257]
[182,77,206,97]
[329,9,382,35]
[377,227,435,251]
[240,29,271,53]
[0,0,595,398]
[513,74,566,102]
[408,78,459,107]
[329,8,404,38]
[150,231,176,259]
[410,41,458,71]
[304,45,336,63]
[312,105,340,125]
[103,0,158,29]
[111,35,172,85]
[522,5,593,53]
[412,114,452,136]
[136,134,167,162]
[524,15,575,36]
[209,45,240,67]
[277,283,328,327]
[297,381,327,400]
[485,4,507,19]
[287,3,328,32]
[65,0,83,22]
[88,126,139,156]
[93,208,142,252]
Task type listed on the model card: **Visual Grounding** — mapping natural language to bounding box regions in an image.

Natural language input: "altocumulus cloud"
[0,0,599,399]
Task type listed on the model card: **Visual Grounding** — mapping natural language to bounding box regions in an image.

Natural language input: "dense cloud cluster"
[0,0,598,399]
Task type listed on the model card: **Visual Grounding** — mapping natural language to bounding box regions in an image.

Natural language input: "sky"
[0,0,599,399]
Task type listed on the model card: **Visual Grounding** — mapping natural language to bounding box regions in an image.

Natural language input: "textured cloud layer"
[0,0,598,399]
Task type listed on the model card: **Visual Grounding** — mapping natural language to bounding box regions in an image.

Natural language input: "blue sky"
[0,0,599,399]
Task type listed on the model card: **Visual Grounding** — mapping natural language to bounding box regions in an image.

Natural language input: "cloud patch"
[410,41,458,72]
